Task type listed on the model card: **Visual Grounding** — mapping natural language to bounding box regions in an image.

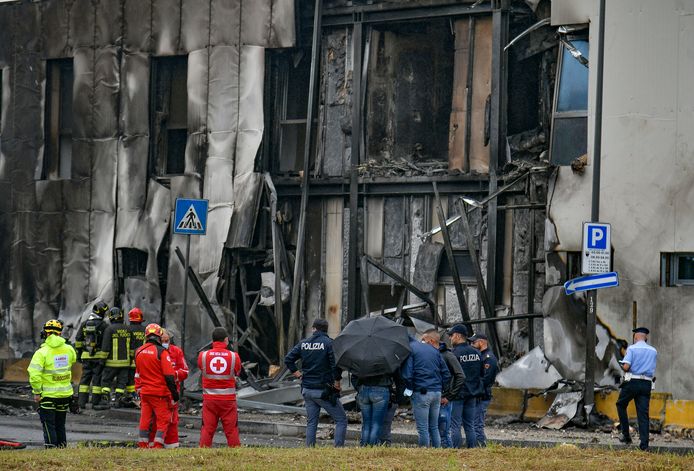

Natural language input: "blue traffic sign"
[174,198,208,235]
[564,272,619,295]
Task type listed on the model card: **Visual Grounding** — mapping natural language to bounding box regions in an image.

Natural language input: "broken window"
[550,38,588,166]
[268,51,315,174]
[116,248,148,279]
[42,59,73,180]
[150,56,188,176]
[438,250,475,282]
[661,253,694,286]
[366,20,453,162]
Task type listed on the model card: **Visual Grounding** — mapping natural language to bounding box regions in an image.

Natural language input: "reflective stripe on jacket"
[197,341,241,400]
[101,321,131,368]
[27,334,77,398]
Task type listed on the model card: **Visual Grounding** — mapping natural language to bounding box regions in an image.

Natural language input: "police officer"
[97,307,132,409]
[617,327,657,451]
[75,300,109,409]
[126,307,146,404]
[448,324,484,448]
[469,332,498,447]
[27,320,78,448]
[284,318,347,447]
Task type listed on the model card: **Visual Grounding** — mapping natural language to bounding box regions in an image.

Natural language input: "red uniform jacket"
[197,341,242,400]
[167,344,189,390]
[135,341,177,398]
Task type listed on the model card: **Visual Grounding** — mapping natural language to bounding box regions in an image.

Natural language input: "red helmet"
[145,323,163,339]
[128,307,143,323]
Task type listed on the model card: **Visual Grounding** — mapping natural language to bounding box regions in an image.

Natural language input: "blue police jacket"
[284,331,342,390]
[400,337,450,393]
[479,348,499,400]
[453,342,484,398]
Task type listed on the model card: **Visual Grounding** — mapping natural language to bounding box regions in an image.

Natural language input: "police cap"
[447,324,468,337]
[632,327,650,335]
[469,333,488,342]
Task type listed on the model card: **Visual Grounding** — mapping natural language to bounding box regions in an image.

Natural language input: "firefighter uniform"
[198,340,242,447]
[127,308,146,399]
[75,301,109,408]
[27,320,77,448]
[134,324,179,449]
[98,308,132,409]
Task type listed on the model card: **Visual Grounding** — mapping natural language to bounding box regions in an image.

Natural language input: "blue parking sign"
[174,198,208,235]
[582,222,611,274]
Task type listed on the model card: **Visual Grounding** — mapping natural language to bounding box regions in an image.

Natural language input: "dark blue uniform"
[284,330,347,447]
[450,343,483,448]
[475,348,498,446]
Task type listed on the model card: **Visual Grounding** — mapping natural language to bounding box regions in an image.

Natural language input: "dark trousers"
[79,359,104,395]
[101,367,130,395]
[616,379,651,450]
[451,396,480,448]
[38,396,71,448]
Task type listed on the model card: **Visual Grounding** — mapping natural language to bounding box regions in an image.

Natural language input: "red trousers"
[148,403,179,448]
[199,399,239,447]
[138,395,173,449]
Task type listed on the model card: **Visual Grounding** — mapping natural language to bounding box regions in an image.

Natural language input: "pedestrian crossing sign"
[174,198,208,235]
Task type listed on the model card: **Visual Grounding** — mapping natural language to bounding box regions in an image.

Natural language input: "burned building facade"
[1,0,611,402]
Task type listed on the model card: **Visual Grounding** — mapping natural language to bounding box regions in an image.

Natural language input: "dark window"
[661,253,694,286]
[550,38,589,166]
[438,251,475,282]
[116,248,148,279]
[43,59,73,180]
[150,56,188,176]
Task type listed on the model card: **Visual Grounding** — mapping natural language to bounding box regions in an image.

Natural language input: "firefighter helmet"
[128,307,144,323]
[145,323,163,339]
[108,307,124,323]
[43,319,63,336]
[92,300,109,317]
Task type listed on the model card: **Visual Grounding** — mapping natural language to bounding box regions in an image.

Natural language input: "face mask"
[162,342,170,349]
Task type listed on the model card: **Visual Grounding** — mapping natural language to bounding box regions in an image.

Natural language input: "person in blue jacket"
[448,324,484,448]
[400,335,451,447]
[470,332,498,447]
[285,318,347,447]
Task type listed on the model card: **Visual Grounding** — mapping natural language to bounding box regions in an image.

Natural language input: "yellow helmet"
[43,319,63,336]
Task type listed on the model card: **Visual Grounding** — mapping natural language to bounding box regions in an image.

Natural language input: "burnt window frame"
[549,34,589,166]
[149,55,188,178]
[661,253,694,287]
[42,58,74,180]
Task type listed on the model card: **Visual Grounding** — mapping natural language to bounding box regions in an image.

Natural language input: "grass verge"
[1,444,692,470]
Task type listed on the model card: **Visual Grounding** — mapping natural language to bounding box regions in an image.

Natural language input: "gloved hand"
[171,391,180,404]
[403,388,413,397]
[69,395,80,414]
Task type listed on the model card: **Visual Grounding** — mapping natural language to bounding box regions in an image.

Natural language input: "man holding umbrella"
[285,318,347,447]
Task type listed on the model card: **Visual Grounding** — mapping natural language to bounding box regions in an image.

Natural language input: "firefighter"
[134,323,179,449]
[97,307,132,409]
[27,320,78,448]
[75,300,109,409]
[198,327,242,448]
[126,307,146,404]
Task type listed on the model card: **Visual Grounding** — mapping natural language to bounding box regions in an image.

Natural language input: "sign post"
[173,198,208,354]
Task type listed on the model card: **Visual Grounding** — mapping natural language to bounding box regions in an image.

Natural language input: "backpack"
[83,316,102,355]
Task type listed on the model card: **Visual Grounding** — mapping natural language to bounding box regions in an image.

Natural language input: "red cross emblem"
[210,357,228,374]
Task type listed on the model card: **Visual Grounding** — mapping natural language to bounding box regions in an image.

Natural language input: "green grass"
[2,445,692,470]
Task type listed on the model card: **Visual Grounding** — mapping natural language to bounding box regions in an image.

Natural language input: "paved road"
[0,413,318,449]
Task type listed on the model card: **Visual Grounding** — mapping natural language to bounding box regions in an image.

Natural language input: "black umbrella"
[333,316,411,378]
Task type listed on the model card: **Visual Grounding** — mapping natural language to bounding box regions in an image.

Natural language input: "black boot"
[77,392,89,409]
[92,393,109,410]
[113,393,124,408]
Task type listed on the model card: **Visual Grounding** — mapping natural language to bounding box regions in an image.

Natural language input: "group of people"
[27,300,243,449]
[283,319,498,448]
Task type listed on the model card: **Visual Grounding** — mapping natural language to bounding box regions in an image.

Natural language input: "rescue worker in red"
[198,327,242,447]
[134,323,179,448]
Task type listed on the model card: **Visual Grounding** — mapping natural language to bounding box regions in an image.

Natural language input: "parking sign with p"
[582,222,611,274]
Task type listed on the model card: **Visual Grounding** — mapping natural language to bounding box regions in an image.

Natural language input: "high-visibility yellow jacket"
[27,334,77,398]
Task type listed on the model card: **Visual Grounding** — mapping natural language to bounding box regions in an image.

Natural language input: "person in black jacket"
[422,329,465,448]
[470,333,499,447]
[284,318,347,447]
[96,308,132,409]
[448,324,484,448]
[74,300,109,409]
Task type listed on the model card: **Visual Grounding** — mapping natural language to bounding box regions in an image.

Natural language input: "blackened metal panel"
[88,210,115,301]
[117,136,148,213]
[13,54,44,142]
[234,45,265,178]
[269,0,296,48]
[383,197,404,258]
[226,172,263,248]
[123,0,152,52]
[11,2,42,53]
[241,0,271,47]
[152,0,181,56]
[93,47,120,139]
[207,45,239,158]
[187,48,208,134]
[181,0,210,53]
[120,53,150,136]
[210,0,241,46]
[0,8,12,65]
[70,139,91,181]
[412,242,444,293]
[95,0,123,48]
[60,208,90,314]
[322,30,350,177]
[70,0,95,49]
[42,0,71,59]
[90,139,117,212]
[199,156,234,275]
[72,48,94,139]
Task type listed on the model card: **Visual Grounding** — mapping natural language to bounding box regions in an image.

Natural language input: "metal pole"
[585,0,606,420]
[181,235,191,354]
